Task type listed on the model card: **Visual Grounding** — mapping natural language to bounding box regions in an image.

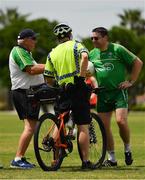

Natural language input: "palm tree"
[118,9,145,35]
[0,8,29,28]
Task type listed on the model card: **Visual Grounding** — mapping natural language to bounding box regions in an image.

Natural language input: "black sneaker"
[125,151,133,165]
[102,160,117,167]
[82,160,96,170]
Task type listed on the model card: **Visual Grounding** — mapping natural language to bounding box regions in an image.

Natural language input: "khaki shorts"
[97,89,128,113]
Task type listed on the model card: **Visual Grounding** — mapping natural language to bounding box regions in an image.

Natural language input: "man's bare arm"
[25,64,45,75]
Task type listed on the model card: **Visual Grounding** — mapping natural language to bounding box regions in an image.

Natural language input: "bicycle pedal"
[66,135,75,140]
[70,136,75,140]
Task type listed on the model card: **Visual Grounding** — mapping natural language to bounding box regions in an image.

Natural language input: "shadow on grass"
[2,165,145,172]
[0,165,40,171]
[59,165,145,172]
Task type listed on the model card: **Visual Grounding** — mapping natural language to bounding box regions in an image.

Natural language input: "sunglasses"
[91,36,101,41]
[28,37,36,41]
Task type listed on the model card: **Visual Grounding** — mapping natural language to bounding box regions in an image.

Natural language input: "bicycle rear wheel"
[34,113,64,171]
[77,112,107,168]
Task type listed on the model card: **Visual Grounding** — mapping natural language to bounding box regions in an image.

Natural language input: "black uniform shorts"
[54,80,91,125]
[11,89,40,120]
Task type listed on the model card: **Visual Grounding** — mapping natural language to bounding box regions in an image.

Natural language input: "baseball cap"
[17,28,39,40]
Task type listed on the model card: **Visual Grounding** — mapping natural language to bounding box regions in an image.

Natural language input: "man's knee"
[117,117,127,127]
[24,120,37,134]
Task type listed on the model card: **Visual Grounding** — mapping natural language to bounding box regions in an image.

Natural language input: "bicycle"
[27,83,107,171]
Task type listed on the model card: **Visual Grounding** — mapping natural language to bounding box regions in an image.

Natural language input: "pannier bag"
[27,83,59,101]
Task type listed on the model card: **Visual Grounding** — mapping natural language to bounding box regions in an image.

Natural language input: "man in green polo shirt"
[89,27,143,166]
[44,23,94,169]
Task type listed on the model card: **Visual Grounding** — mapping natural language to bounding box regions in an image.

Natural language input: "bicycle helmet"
[53,23,72,38]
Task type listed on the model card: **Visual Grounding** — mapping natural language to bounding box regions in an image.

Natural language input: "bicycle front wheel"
[77,112,107,168]
[34,113,64,171]
[89,112,107,168]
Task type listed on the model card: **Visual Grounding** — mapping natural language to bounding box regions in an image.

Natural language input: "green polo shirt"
[9,45,44,90]
[89,43,137,90]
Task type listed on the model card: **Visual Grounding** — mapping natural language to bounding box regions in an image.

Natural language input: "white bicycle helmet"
[53,23,72,38]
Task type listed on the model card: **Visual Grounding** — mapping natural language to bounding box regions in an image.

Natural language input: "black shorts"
[11,89,40,120]
[54,83,91,125]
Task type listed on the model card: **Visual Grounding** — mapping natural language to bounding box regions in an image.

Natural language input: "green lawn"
[0,111,145,179]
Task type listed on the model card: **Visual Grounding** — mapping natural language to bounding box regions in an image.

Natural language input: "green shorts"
[97,89,128,113]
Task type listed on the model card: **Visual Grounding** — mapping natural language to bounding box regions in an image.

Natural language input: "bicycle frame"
[52,111,70,149]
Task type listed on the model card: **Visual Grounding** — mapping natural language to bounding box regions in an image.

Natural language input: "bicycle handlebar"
[26,82,106,103]
[92,87,106,94]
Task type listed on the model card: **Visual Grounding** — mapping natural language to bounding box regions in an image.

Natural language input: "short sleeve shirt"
[9,46,44,90]
[89,43,137,90]
[44,40,88,85]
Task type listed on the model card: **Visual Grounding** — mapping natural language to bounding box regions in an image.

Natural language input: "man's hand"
[25,64,45,75]
[118,80,134,89]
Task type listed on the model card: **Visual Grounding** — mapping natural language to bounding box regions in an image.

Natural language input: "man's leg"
[16,119,37,157]
[115,108,133,165]
[77,124,89,161]
[115,108,130,145]
[77,124,95,169]
[98,112,117,166]
[10,119,37,168]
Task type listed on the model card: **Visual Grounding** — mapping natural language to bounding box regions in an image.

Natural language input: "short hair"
[92,27,108,37]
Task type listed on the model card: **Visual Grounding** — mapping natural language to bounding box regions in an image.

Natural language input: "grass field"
[0,111,145,179]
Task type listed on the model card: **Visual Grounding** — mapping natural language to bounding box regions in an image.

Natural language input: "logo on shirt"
[108,52,113,58]
[103,63,114,71]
